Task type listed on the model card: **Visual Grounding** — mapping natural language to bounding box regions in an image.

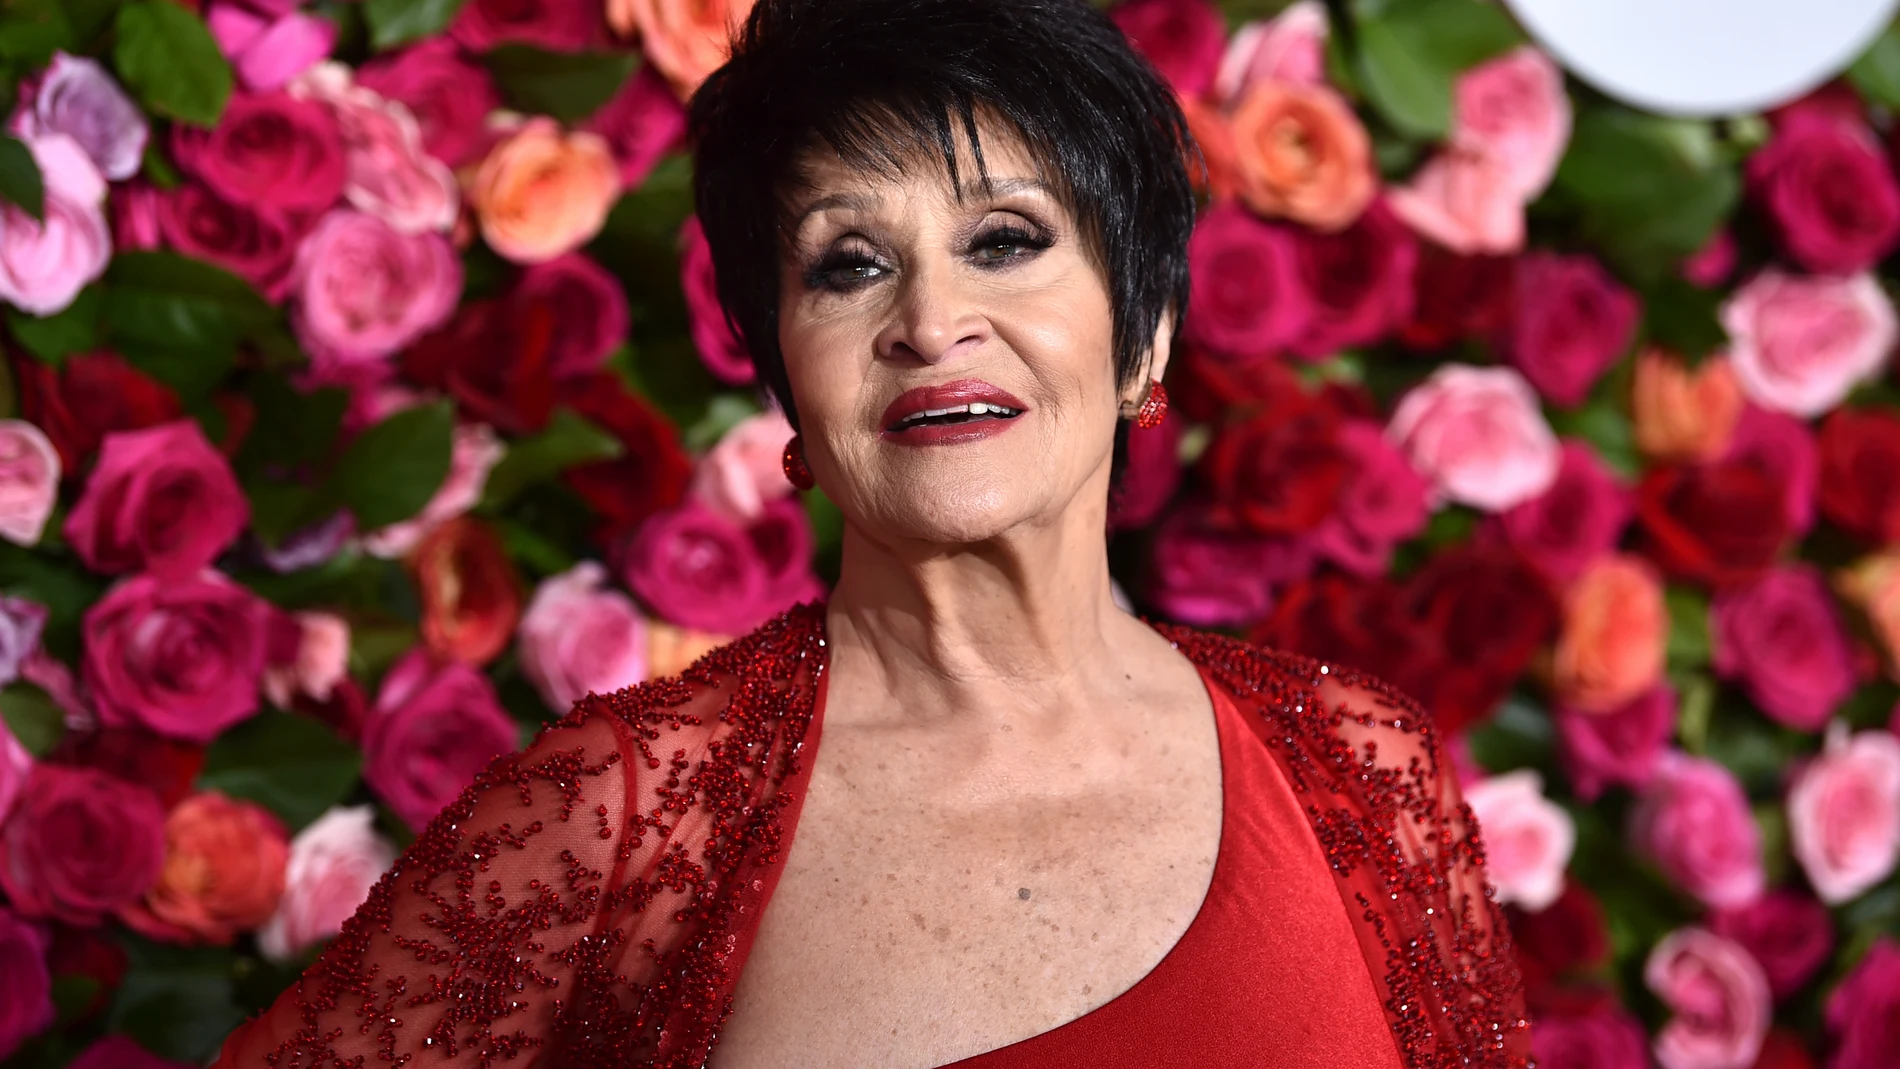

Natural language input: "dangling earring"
[782,435,815,490]
[1133,380,1168,430]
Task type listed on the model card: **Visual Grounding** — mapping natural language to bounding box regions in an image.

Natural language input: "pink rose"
[623,497,821,634]
[24,52,147,180]
[359,422,503,558]
[1462,769,1574,911]
[1749,110,1900,274]
[690,410,797,522]
[0,696,31,825]
[451,0,603,53]
[1709,890,1834,999]
[1711,565,1855,732]
[0,420,60,546]
[1530,1002,1649,1069]
[1493,440,1631,586]
[517,560,648,711]
[583,65,687,189]
[0,764,166,925]
[1452,47,1571,199]
[172,90,346,214]
[1631,753,1764,909]
[1386,364,1561,513]
[1147,504,1314,627]
[1724,404,1819,536]
[82,571,270,743]
[1309,419,1431,576]
[67,1036,194,1069]
[0,596,46,690]
[1108,0,1225,98]
[292,209,462,367]
[0,133,110,316]
[63,420,249,581]
[1499,252,1640,406]
[1183,201,1304,360]
[1721,270,1897,418]
[516,253,629,379]
[1826,939,1900,1069]
[293,63,457,235]
[158,182,310,301]
[207,3,336,92]
[1213,1,1328,103]
[257,804,397,962]
[1787,724,1900,904]
[1108,407,1185,531]
[0,906,51,1060]
[1284,200,1418,360]
[1645,928,1771,1069]
[260,610,350,710]
[1387,149,1525,255]
[356,39,501,168]
[363,649,518,830]
[1555,685,1677,802]
[680,215,755,383]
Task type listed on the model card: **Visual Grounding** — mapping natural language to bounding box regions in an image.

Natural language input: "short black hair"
[687,0,1199,431]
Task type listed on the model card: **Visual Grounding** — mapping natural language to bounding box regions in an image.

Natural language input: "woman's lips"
[880,379,1030,446]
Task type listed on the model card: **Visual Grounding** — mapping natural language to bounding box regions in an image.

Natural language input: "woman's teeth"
[896,403,1022,428]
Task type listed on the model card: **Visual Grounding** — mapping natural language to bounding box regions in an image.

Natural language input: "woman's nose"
[875,262,992,366]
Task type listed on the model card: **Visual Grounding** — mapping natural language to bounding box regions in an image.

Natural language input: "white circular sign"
[1502,0,1900,116]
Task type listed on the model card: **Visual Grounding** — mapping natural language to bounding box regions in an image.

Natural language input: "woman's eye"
[970,227,1049,264]
[806,253,884,291]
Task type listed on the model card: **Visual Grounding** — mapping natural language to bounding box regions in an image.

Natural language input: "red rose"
[1497,252,1640,406]
[49,727,205,812]
[1252,573,1432,690]
[12,350,181,472]
[156,182,309,302]
[1397,546,1559,733]
[560,371,692,541]
[1710,890,1834,1000]
[1638,457,1792,588]
[1749,108,1900,274]
[450,0,605,53]
[1529,1001,1649,1069]
[1507,882,1610,996]
[1400,245,1514,351]
[410,516,523,667]
[43,924,127,1021]
[402,297,558,434]
[513,253,629,380]
[1284,199,1418,360]
[1750,1029,1817,1069]
[171,91,346,214]
[1199,388,1348,535]
[1819,407,1900,544]
[0,765,166,925]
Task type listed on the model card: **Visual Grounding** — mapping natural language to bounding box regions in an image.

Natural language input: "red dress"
[215,604,1529,1069]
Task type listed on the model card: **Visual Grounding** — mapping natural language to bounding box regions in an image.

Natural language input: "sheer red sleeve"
[213,606,828,1069]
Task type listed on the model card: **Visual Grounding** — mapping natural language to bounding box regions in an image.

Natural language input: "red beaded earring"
[782,435,815,491]
[1134,380,1168,430]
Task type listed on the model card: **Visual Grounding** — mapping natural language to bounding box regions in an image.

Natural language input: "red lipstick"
[880,379,1030,446]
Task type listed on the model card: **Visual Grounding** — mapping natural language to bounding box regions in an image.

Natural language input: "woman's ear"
[1146,306,1177,383]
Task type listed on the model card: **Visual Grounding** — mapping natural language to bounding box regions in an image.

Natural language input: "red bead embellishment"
[781,435,814,491]
[1135,380,1168,430]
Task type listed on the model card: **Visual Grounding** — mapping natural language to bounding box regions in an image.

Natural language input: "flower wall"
[0,0,1898,1066]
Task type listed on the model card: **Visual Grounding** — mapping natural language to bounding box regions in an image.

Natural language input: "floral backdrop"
[0,0,1899,1066]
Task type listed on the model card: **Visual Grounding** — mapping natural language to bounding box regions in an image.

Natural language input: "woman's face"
[777,123,1167,547]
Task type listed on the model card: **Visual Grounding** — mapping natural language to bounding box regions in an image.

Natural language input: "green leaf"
[103,252,269,398]
[5,283,103,363]
[363,0,471,49]
[0,0,75,64]
[1640,275,1728,361]
[480,407,618,511]
[1664,586,1712,668]
[198,710,362,831]
[1351,0,1522,140]
[108,936,247,1064]
[1553,107,1740,283]
[1850,21,1900,108]
[326,399,454,530]
[1464,694,1558,778]
[0,131,43,219]
[240,374,350,470]
[485,46,638,123]
[114,0,233,127]
[49,974,101,1028]
[0,683,66,756]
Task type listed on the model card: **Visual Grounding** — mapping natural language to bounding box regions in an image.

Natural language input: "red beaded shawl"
[216,603,1531,1069]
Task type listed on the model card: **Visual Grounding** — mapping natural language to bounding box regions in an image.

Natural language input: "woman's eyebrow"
[792,175,1051,223]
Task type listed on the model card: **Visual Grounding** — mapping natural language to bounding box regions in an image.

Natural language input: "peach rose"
[1180,97,1241,201]
[1632,349,1744,463]
[1838,549,1900,678]
[1228,80,1375,232]
[467,118,620,265]
[1787,723,1900,905]
[119,791,289,945]
[261,611,351,710]
[257,805,397,962]
[647,619,732,679]
[1462,769,1574,912]
[607,0,755,98]
[1552,554,1667,714]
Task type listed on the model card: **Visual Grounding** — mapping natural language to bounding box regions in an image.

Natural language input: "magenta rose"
[81,572,270,744]
[1645,927,1771,1069]
[1630,752,1764,909]
[258,805,397,962]
[1386,363,1561,513]
[1530,1002,1649,1069]
[583,65,687,189]
[0,764,166,925]
[1309,418,1431,577]
[1555,684,1677,802]
[64,420,250,581]
[1682,228,1738,288]
[1147,503,1315,627]
[1711,565,1855,733]
[158,181,309,301]
[1787,726,1900,904]
[0,905,51,1060]
[1109,0,1226,98]
[1109,407,1184,530]
[516,560,648,711]
[1284,199,1418,360]
[623,498,821,635]
[1497,252,1639,407]
[0,133,111,316]
[172,90,346,213]
[24,52,147,181]
[679,215,755,384]
[356,39,501,168]
[1709,890,1834,1000]
[67,1036,195,1069]
[1723,404,1819,536]
[1749,109,1900,274]
[292,209,462,367]
[1721,269,1897,418]
[516,253,630,379]
[450,0,603,52]
[1493,439,1632,586]
[364,650,517,830]
[112,180,164,252]
[1183,201,1304,360]
[1827,938,1900,1069]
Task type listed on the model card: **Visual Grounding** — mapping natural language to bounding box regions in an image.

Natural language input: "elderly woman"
[216,0,1528,1066]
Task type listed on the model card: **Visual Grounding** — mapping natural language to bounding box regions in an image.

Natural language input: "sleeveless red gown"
[214,605,1529,1069]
